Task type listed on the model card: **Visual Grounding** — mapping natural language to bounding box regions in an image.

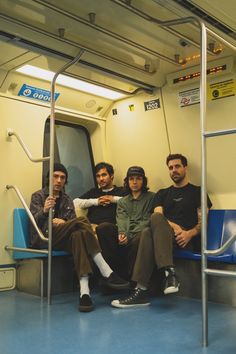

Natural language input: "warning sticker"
[208,79,236,100]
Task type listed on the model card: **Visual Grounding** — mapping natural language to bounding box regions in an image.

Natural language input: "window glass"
[43,119,95,198]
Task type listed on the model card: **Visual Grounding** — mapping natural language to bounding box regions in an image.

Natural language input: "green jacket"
[116,191,155,240]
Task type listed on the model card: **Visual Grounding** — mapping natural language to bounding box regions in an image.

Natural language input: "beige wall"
[0,94,104,266]
[1,71,236,267]
[106,74,236,209]
[162,73,236,208]
[105,91,170,190]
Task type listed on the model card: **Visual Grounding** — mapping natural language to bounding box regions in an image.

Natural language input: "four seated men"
[29,155,211,310]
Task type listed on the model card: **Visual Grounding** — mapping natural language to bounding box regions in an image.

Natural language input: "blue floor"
[0,290,236,354]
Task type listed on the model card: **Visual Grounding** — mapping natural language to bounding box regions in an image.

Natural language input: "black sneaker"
[111,288,150,308]
[163,268,180,295]
[79,294,94,312]
[104,272,130,290]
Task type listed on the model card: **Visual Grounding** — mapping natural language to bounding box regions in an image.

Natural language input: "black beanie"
[48,163,68,183]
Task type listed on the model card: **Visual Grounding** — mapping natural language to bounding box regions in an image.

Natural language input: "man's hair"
[166,154,188,167]
[95,162,114,176]
[123,166,149,193]
[46,163,68,185]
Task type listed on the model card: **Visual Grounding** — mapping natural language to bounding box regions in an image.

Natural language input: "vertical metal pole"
[47,49,85,305]
[200,22,208,347]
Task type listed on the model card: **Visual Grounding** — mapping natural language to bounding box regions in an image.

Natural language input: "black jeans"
[96,222,141,280]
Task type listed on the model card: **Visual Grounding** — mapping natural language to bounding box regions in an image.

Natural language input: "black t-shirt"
[152,183,212,230]
[79,186,126,224]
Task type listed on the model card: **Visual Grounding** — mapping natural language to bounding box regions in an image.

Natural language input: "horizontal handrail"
[204,269,236,278]
[6,185,48,242]
[5,246,48,254]
[7,130,50,162]
[204,233,236,256]
[204,128,236,138]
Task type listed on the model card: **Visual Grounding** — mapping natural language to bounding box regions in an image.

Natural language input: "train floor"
[0,289,236,354]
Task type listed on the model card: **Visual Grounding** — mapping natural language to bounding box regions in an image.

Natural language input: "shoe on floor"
[79,294,94,312]
[111,288,150,308]
[104,272,130,290]
[163,268,180,295]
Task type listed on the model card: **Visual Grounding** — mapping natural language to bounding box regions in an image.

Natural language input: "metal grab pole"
[7,131,50,162]
[205,233,236,256]
[47,49,85,305]
[199,22,208,348]
[6,184,48,242]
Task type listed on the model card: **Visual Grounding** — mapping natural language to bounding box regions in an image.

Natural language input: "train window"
[43,119,96,198]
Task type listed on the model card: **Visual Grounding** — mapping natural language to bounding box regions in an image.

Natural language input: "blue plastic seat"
[174,210,236,263]
[13,208,69,259]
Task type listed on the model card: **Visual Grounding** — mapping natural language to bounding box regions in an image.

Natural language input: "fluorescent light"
[16,64,126,100]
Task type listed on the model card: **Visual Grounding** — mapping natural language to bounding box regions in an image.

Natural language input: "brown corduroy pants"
[51,216,101,280]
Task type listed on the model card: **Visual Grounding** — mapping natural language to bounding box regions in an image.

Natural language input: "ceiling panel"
[0,0,235,96]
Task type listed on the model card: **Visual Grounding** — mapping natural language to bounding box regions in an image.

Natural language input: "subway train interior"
[1,0,236,353]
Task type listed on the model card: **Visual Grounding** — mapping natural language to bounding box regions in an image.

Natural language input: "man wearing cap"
[111,154,212,308]
[97,166,155,281]
[29,163,129,312]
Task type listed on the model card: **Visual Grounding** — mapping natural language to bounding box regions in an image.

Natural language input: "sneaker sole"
[111,300,150,308]
[164,286,180,295]
[107,282,130,290]
[79,305,94,312]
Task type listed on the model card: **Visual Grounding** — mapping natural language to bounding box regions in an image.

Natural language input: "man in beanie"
[97,166,155,282]
[29,163,129,312]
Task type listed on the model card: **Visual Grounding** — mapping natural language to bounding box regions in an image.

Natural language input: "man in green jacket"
[97,166,155,280]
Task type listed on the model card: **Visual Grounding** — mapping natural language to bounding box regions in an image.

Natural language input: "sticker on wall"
[144,98,160,111]
[208,79,236,101]
[178,88,200,108]
[129,104,135,112]
[112,108,118,116]
[18,84,60,102]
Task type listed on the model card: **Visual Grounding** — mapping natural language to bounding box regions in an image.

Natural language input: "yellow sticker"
[129,104,135,111]
[208,79,236,100]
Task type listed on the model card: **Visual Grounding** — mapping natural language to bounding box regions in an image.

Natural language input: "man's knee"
[76,216,90,224]
[151,212,166,227]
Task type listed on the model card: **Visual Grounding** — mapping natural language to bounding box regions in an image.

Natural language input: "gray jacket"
[29,187,76,247]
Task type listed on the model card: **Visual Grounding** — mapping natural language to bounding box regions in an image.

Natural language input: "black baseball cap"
[126,166,145,177]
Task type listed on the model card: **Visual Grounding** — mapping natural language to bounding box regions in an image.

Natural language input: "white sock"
[136,283,147,291]
[80,275,90,297]
[92,252,113,278]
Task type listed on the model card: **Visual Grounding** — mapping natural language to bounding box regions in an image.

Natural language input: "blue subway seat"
[13,208,69,260]
[173,210,236,263]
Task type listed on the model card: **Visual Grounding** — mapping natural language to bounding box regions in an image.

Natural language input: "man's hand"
[98,195,114,206]
[43,196,56,214]
[175,230,192,248]
[52,218,66,227]
[118,233,128,246]
[171,223,183,237]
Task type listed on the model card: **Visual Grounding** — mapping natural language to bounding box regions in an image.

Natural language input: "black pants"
[96,222,141,280]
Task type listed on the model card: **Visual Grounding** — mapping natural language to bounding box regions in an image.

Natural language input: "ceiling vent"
[175,0,236,39]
